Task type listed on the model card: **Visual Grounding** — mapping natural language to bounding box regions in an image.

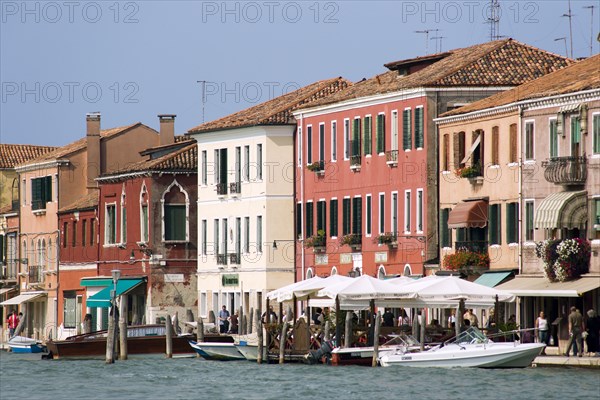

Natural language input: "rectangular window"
[595,199,600,225]
[90,219,95,246]
[82,219,87,248]
[391,111,398,151]
[295,203,302,238]
[392,192,398,235]
[256,216,263,253]
[105,204,116,244]
[22,178,26,206]
[491,126,499,165]
[363,116,372,155]
[509,124,518,163]
[244,217,250,253]
[63,221,68,248]
[352,118,361,156]
[414,107,424,149]
[214,149,219,184]
[217,148,228,185]
[365,195,372,236]
[440,208,451,248]
[442,134,450,171]
[319,123,325,162]
[164,205,186,241]
[344,119,350,160]
[525,121,534,160]
[141,204,149,243]
[593,114,600,154]
[222,219,228,255]
[489,204,501,245]
[376,114,385,154]
[305,202,314,238]
[244,145,250,181]
[31,176,52,210]
[214,219,220,255]
[331,121,337,162]
[525,201,534,241]
[330,199,338,237]
[342,198,351,235]
[404,191,411,233]
[235,217,241,255]
[454,131,465,168]
[506,202,519,244]
[307,125,313,164]
[416,189,423,232]
[317,200,326,236]
[352,197,362,235]
[121,206,127,243]
[72,221,77,247]
[379,194,385,234]
[403,108,412,150]
[202,219,207,255]
[257,144,263,180]
[571,116,581,156]
[235,146,241,184]
[201,150,207,185]
[297,127,302,166]
[549,119,558,158]
[63,291,77,329]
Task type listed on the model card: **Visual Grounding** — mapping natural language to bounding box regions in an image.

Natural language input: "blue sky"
[1,0,599,146]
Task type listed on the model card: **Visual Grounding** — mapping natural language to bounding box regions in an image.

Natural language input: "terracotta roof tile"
[0,144,58,169]
[58,192,99,214]
[18,123,145,167]
[441,54,600,117]
[102,142,197,176]
[188,77,350,133]
[302,39,573,109]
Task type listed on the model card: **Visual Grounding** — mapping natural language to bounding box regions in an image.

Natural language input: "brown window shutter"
[453,132,459,169]
[479,130,485,167]
[492,126,499,165]
[509,124,517,163]
[443,134,450,171]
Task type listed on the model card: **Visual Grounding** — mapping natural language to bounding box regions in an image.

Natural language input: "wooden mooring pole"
[256,310,263,364]
[248,307,254,334]
[165,315,173,359]
[105,305,116,364]
[372,312,381,367]
[344,310,353,348]
[119,295,128,360]
[279,322,289,364]
[186,309,195,334]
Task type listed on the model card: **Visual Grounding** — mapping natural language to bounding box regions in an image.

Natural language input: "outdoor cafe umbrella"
[266,276,324,303]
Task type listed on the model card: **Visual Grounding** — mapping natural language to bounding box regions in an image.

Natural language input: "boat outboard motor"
[303,340,334,364]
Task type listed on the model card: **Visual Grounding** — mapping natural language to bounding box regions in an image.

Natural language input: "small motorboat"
[330,334,423,366]
[235,340,265,361]
[378,327,545,368]
[8,336,47,354]
[189,340,245,361]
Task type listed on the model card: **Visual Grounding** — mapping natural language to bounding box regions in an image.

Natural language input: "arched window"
[37,239,42,268]
[330,266,338,276]
[47,239,53,270]
[403,264,412,277]
[41,239,46,269]
[162,180,189,242]
[120,186,127,244]
[377,265,386,279]
[31,239,35,265]
[306,268,314,280]
[140,183,149,243]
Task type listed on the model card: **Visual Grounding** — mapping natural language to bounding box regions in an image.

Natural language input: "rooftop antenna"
[415,29,439,54]
[562,0,574,58]
[554,37,568,58]
[486,0,502,41]
[431,35,446,53]
[583,5,596,56]
[196,80,207,124]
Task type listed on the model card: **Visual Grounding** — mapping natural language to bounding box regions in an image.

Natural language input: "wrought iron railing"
[454,240,488,253]
[216,183,228,195]
[28,265,43,283]
[542,156,587,185]
[229,182,241,194]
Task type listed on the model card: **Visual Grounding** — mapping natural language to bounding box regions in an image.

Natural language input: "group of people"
[217,305,239,334]
[534,307,600,357]
[6,310,22,338]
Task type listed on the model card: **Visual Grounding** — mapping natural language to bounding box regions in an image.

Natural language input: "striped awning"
[558,103,581,113]
[448,200,488,229]
[534,191,587,230]
[0,291,46,305]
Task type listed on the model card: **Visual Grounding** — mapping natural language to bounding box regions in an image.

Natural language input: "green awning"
[86,279,144,308]
[474,271,513,288]
[80,278,114,287]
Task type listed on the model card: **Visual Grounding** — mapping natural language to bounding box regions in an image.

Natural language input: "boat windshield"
[446,327,488,345]
[383,333,421,347]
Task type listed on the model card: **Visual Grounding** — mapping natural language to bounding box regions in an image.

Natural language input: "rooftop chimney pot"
[158,114,176,146]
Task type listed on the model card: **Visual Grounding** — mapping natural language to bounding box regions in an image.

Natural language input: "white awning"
[461,133,481,165]
[0,292,46,305]
[496,276,600,297]
[0,288,15,296]
[558,103,581,114]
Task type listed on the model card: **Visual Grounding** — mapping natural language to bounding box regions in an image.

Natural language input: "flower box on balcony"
[377,232,398,248]
[443,249,490,275]
[305,230,326,251]
[385,150,398,167]
[455,163,482,179]
[341,234,362,250]
[307,161,325,175]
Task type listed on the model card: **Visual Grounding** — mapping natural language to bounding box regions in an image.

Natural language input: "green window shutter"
[352,119,361,156]
[456,228,465,243]
[549,120,558,158]
[415,108,424,148]
[330,200,338,237]
[571,117,581,144]
[363,117,372,155]
[594,115,600,154]
[496,205,501,245]
[376,114,385,154]
[440,209,450,248]
[296,203,302,238]
[317,201,326,235]
[352,197,362,235]
[343,199,351,235]
[403,109,411,150]
[44,176,52,203]
[165,205,186,241]
[305,203,314,238]
[506,203,514,244]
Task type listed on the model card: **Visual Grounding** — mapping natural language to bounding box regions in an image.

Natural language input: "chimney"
[158,114,176,146]
[86,112,101,190]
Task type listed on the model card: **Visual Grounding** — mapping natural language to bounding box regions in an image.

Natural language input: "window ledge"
[490,244,501,249]
[163,240,188,244]
[378,153,385,156]
[489,165,500,169]
[103,244,120,248]
[523,241,536,248]
[441,171,452,175]
[32,209,46,216]
[508,242,519,248]
[416,148,423,151]
[404,149,411,153]
[365,154,372,158]
[441,247,452,251]
[507,162,519,167]
[523,160,536,165]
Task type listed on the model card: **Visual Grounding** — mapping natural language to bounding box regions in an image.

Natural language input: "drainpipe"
[517,105,523,276]
[299,112,305,282]
[55,228,60,340]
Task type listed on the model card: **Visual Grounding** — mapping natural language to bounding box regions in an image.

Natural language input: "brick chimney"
[158,114,176,146]
[86,112,101,190]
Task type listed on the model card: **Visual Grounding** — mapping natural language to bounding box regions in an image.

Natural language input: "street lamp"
[111,269,121,305]
[272,239,295,250]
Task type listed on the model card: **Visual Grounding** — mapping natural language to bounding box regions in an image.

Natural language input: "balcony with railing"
[386,150,398,167]
[28,265,43,283]
[216,183,228,196]
[229,182,241,195]
[217,254,228,265]
[229,253,241,265]
[454,240,488,253]
[542,156,587,185]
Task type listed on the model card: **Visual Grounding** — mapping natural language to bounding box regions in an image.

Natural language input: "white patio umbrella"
[317,275,417,301]
[290,274,353,301]
[386,276,417,286]
[265,276,323,303]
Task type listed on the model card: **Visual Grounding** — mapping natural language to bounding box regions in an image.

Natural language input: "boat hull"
[330,346,398,366]
[379,342,545,368]
[8,336,46,354]
[189,341,245,361]
[235,343,260,361]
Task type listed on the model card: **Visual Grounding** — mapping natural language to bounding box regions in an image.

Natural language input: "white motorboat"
[189,340,245,361]
[330,334,423,366]
[235,340,266,361]
[378,328,545,368]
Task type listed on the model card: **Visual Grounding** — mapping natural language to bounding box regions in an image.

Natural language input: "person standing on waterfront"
[565,307,584,357]
[535,311,549,354]
[229,311,239,334]
[218,305,230,334]
[382,310,394,327]
[585,309,599,356]
[447,310,456,328]
[6,311,19,338]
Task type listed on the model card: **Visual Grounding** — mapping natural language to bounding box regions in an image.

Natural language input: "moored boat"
[330,334,422,366]
[378,328,545,368]
[8,336,47,354]
[189,340,245,361]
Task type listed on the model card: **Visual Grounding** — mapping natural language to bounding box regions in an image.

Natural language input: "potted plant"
[306,161,324,174]
[305,229,326,252]
[454,163,482,179]
[377,232,398,247]
[535,238,591,282]
[443,249,490,276]
[341,233,361,250]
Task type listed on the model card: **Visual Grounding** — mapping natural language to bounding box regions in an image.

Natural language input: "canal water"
[1,352,598,400]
